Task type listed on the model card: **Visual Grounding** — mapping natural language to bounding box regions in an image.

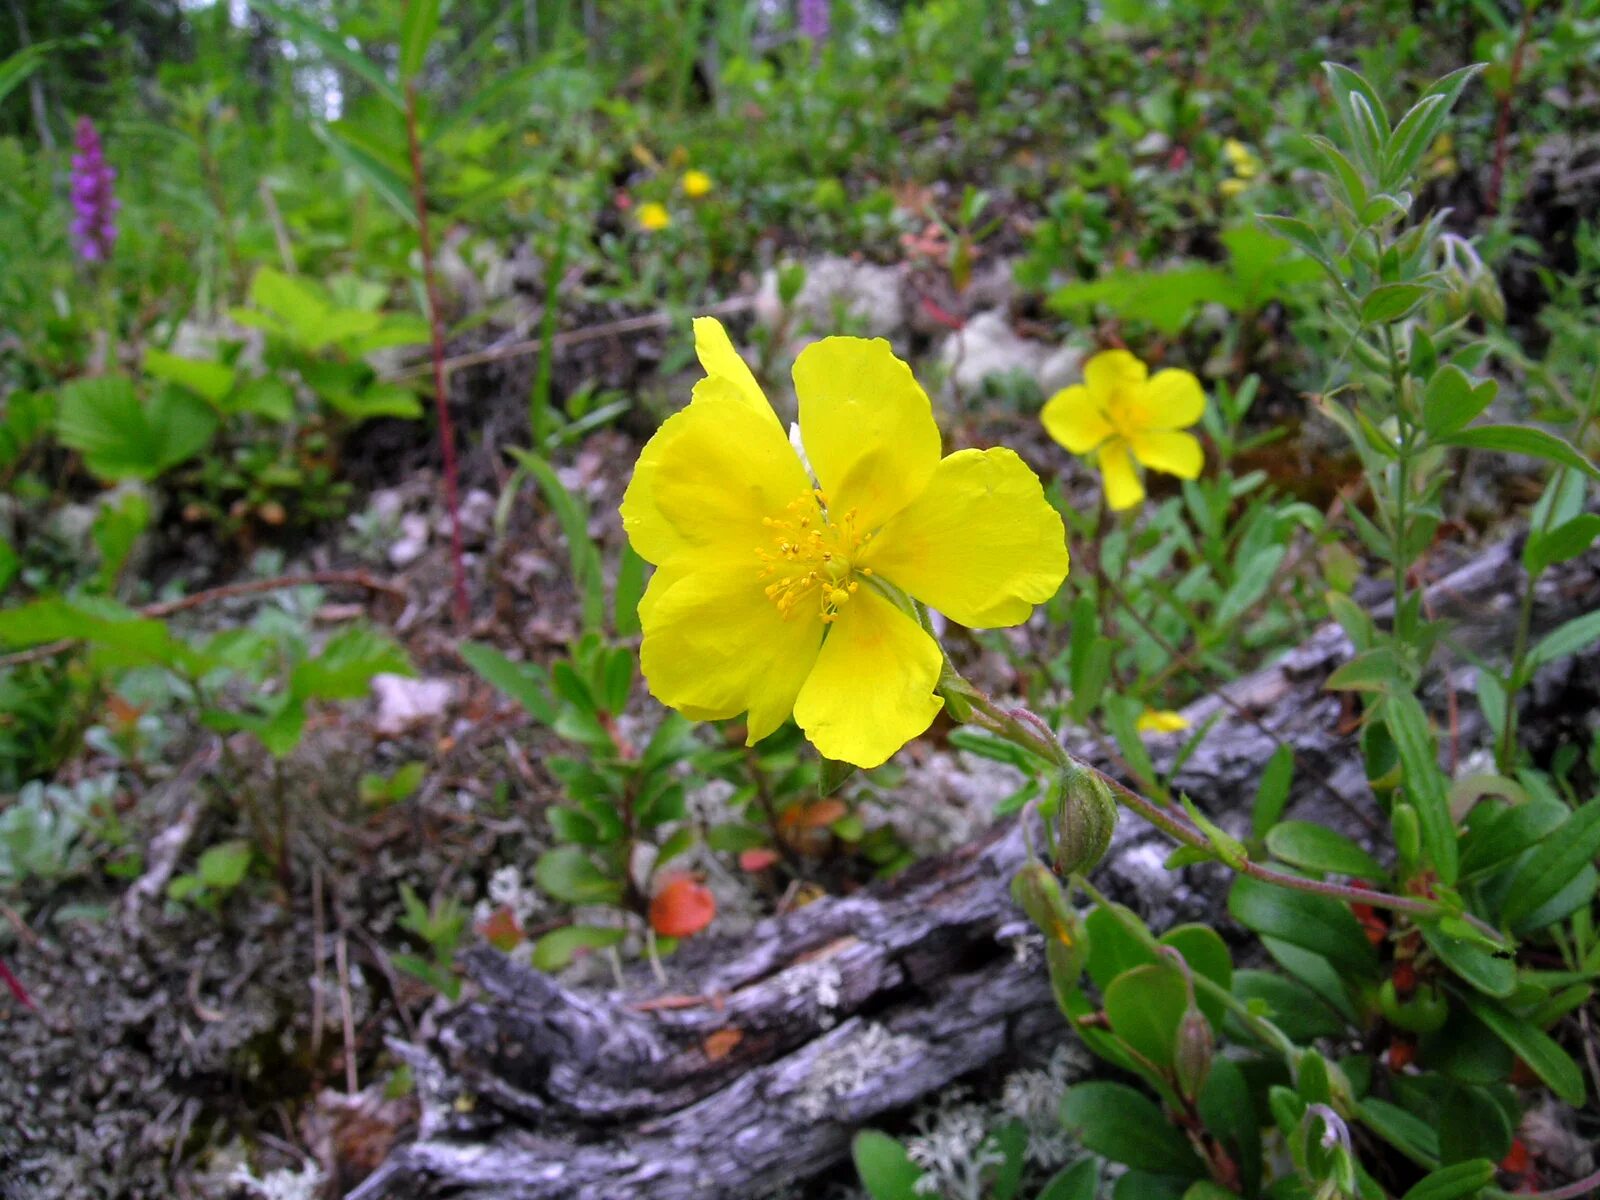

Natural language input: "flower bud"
[1011,861,1090,1012]
[1052,763,1118,876]
[1173,1007,1214,1100]
[1390,801,1421,875]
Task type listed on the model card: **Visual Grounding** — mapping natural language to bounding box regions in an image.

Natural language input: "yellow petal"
[792,586,943,769]
[1099,440,1145,510]
[1129,429,1203,479]
[793,336,941,530]
[693,316,774,424]
[1083,349,1147,404]
[639,562,823,742]
[864,448,1069,628]
[1137,708,1191,734]
[1041,385,1114,455]
[1141,368,1206,430]
[620,379,811,566]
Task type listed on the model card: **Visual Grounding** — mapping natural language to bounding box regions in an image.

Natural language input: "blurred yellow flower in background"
[682,169,713,198]
[637,201,672,231]
[1041,349,1206,510]
[621,318,1069,768]
[1136,709,1191,734]
[1219,137,1262,198]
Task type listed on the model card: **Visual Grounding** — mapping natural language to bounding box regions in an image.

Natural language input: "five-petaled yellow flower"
[1041,350,1206,511]
[621,318,1069,769]
[682,169,713,199]
[636,201,672,231]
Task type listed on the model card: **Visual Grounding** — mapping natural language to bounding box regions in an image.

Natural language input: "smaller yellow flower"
[1136,709,1191,734]
[1218,177,1249,199]
[636,202,672,232]
[1223,138,1261,180]
[1041,350,1206,510]
[682,169,713,199]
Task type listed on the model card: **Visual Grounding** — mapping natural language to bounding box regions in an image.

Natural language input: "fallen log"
[351,534,1600,1200]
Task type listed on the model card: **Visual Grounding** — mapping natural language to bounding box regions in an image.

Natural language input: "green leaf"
[398,0,443,80]
[530,924,625,972]
[1251,745,1295,840]
[1361,282,1431,324]
[311,121,419,227]
[246,0,403,109]
[1325,647,1404,694]
[1439,425,1600,482]
[1104,964,1189,1070]
[1060,1083,1206,1177]
[93,490,151,592]
[613,543,647,638]
[142,347,236,404]
[1400,1159,1496,1200]
[1421,366,1496,438]
[1525,514,1600,575]
[1358,1097,1440,1167]
[1525,610,1600,673]
[1228,875,1378,977]
[1198,1057,1261,1198]
[0,42,52,109]
[1037,1160,1099,1200]
[1459,796,1568,877]
[1458,993,1586,1105]
[1231,969,1347,1041]
[1420,922,1515,998]
[460,642,556,723]
[1383,693,1458,883]
[1216,545,1285,627]
[852,1131,924,1200]
[1500,798,1600,928]
[1265,821,1385,880]
[533,846,623,906]
[231,378,296,422]
[291,626,410,700]
[197,839,253,890]
[57,377,219,482]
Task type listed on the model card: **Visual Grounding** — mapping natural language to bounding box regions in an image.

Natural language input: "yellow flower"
[1218,177,1249,199]
[1136,709,1190,734]
[636,202,672,231]
[621,318,1070,769]
[682,169,713,199]
[1041,350,1206,511]
[1223,137,1261,180]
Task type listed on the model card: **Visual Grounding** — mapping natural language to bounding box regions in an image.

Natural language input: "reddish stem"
[404,80,469,628]
[1486,7,1533,217]
[0,953,36,1013]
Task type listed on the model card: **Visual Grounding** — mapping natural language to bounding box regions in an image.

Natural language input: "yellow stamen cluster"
[757,490,873,623]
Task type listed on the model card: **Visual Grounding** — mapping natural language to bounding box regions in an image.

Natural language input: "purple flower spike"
[69,116,119,265]
[798,0,829,42]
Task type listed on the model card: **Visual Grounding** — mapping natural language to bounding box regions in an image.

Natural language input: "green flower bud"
[1390,801,1421,875]
[1173,1007,1214,1100]
[1011,861,1089,1013]
[1053,763,1118,876]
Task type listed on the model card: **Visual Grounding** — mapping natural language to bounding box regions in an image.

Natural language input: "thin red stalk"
[405,80,469,628]
[0,953,36,1013]
[1486,7,1533,217]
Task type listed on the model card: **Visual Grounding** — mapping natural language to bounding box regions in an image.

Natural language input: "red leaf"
[739,848,780,873]
[650,875,716,938]
[476,905,524,952]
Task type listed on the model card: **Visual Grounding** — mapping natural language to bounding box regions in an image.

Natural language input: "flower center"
[757,490,874,623]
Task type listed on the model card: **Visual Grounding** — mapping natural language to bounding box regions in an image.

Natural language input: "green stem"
[1381,322,1412,646]
[958,683,1503,942]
